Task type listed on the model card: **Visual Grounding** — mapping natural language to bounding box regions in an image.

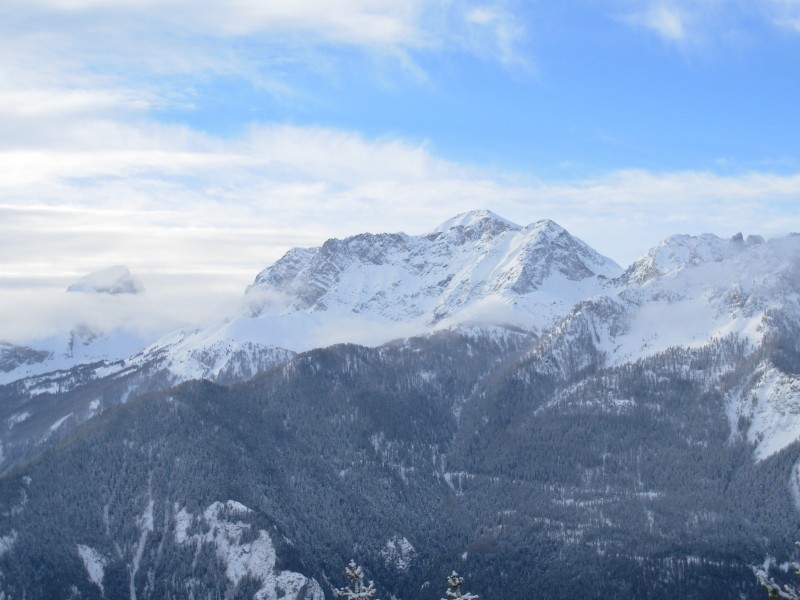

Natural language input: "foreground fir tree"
[334,559,377,599]
[757,544,800,599]
[442,571,479,600]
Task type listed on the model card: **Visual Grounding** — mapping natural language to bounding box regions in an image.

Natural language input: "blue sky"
[139,0,800,176]
[161,2,800,177]
[1,0,800,340]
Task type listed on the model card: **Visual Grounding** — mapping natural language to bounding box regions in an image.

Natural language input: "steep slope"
[2,216,800,598]
[0,336,295,471]
[605,232,800,459]
[242,209,621,350]
[0,329,794,599]
[0,211,622,472]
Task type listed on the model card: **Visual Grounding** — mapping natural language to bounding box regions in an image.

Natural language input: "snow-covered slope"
[595,232,800,366]
[1,267,160,385]
[242,210,621,350]
[548,230,800,459]
[129,327,295,385]
[4,211,800,467]
[0,322,153,386]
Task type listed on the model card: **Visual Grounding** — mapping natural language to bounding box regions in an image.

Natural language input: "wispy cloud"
[463,4,531,70]
[1,111,799,342]
[617,0,800,48]
[635,4,689,42]
[762,0,800,31]
[2,117,798,282]
[619,1,714,48]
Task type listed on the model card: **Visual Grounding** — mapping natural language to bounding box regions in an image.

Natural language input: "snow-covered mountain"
[543,230,800,460]
[604,231,800,363]
[240,210,620,350]
[66,265,145,295]
[0,267,157,385]
[2,211,800,468]
[2,211,800,599]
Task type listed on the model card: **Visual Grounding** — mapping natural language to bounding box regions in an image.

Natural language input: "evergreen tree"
[442,571,479,600]
[757,544,800,599]
[334,559,377,599]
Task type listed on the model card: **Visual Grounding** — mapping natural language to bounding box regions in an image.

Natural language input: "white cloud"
[11,0,425,45]
[762,0,800,30]
[619,0,800,47]
[3,0,528,70]
[1,108,799,343]
[463,4,529,69]
[640,5,688,41]
[620,1,705,47]
[1,118,799,312]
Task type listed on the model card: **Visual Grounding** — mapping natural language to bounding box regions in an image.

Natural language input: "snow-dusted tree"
[757,544,800,599]
[334,559,377,599]
[442,571,479,600]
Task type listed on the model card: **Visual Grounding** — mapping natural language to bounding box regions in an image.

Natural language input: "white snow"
[174,505,193,544]
[173,500,324,600]
[77,544,107,592]
[0,531,17,556]
[6,412,31,427]
[239,211,621,352]
[130,490,154,600]
[67,265,144,295]
[49,413,73,432]
[791,461,800,512]
[381,536,416,572]
[729,365,800,461]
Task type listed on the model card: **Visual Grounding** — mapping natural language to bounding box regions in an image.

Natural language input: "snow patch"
[130,490,154,600]
[173,500,324,600]
[381,536,416,572]
[77,544,107,592]
[729,365,800,460]
[791,461,800,512]
[50,412,73,432]
[0,531,17,556]
[6,412,31,427]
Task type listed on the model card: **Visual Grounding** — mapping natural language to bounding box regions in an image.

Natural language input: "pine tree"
[334,559,377,599]
[442,571,479,600]
[757,543,800,599]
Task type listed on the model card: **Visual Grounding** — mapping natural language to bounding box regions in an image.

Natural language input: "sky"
[2,0,800,342]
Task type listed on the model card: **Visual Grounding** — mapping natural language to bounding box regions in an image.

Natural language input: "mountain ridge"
[1,211,799,471]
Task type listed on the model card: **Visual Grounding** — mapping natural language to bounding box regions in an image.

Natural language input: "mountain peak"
[433,210,520,235]
[243,212,622,349]
[67,265,145,295]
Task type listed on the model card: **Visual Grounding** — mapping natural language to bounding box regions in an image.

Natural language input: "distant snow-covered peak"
[621,233,749,284]
[432,209,520,235]
[67,265,145,295]
[621,232,800,290]
[242,211,622,349]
